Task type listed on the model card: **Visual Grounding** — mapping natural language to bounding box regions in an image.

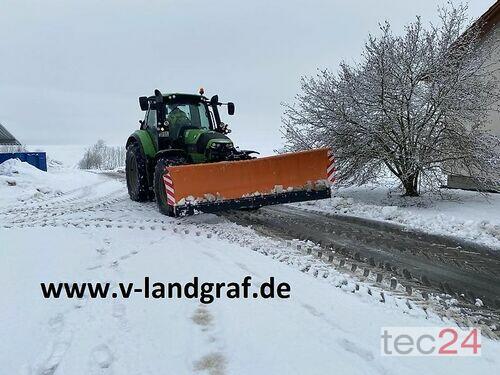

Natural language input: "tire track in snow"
[194,218,500,339]
[0,178,114,216]
[3,193,130,224]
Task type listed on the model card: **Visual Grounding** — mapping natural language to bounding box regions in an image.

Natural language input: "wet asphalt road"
[223,205,500,308]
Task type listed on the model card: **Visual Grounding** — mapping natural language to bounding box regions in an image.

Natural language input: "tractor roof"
[148,93,206,103]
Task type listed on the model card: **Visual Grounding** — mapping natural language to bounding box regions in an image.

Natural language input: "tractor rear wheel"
[126,142,150,202]
[154,156,187,216]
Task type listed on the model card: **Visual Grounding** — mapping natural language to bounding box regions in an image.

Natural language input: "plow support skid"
[166,148,334,215]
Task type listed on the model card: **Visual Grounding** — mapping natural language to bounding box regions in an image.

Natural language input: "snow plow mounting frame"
[173,188,331,216]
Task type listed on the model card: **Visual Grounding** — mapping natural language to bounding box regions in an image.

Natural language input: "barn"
[0,122,21,147]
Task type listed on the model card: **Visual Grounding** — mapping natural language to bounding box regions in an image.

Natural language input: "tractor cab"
[137,90,244,163]
[139,91,232,142]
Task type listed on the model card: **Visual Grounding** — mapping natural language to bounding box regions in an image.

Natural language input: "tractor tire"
[126,142,150,202]
[154,156,188,216]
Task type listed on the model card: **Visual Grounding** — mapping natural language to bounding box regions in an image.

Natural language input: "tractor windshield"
[166,102,211,130]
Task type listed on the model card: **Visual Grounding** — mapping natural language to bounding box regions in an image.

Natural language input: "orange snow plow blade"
[165,148,335,215]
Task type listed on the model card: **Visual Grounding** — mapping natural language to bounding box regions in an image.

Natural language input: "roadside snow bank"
[0,158,118,207]
[295,185,500,249]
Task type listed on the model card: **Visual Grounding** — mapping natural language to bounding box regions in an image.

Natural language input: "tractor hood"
[184,129,233,154]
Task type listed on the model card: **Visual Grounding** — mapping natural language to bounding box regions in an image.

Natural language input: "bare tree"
[79,140,125,170]
[282,4,500,196]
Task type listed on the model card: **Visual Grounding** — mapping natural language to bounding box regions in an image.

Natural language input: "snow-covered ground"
[295,183,500,249]
[28,144,500,249]
[1,159,500,374]
[0,158,121,208]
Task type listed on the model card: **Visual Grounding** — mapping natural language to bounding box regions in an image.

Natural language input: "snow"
[295,183,500,249]
[3,227,500,374]
[0,158,121,208]
[1,159,500,374]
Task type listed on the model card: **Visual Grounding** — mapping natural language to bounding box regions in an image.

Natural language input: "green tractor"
[126,89,255,212]
[126,89,332,216]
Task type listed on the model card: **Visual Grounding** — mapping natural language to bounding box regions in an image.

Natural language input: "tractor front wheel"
[126,142,150,202]
[154,156,187,216]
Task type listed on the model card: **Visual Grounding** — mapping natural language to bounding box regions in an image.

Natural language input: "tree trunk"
[401,172,419,196]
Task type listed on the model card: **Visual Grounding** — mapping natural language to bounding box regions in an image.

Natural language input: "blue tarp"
[0,152,47,171]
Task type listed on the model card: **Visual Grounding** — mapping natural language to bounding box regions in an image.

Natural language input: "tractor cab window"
[166,102,211,139]
[146,108,157,129]
[166,103,210,129]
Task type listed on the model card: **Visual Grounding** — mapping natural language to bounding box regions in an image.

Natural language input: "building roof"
[0,123,21,145]
[474,0,500,36]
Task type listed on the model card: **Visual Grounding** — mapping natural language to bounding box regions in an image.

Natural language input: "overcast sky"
[0,0,495,154]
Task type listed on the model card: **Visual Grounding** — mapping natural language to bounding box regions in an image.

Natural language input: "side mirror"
[139,96,148,111]
[210,95,219,106]
[227,102,235,115]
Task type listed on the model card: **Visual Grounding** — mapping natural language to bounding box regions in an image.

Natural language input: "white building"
[447,0,500,191]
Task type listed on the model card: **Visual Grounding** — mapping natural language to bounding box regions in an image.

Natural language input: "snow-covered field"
[295,183,500,249]
[1,158,500,374]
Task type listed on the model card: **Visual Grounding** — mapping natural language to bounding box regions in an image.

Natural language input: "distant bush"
[78,140,125,170]
[0,144,26,152]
